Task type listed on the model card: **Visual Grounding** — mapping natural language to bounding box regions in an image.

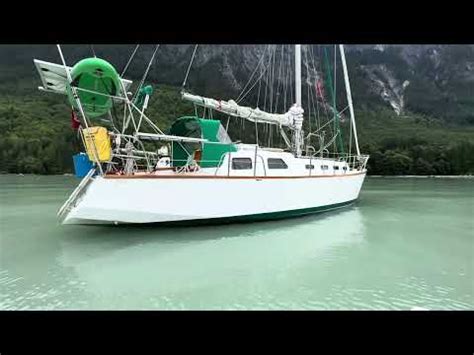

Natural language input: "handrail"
[257,154,267,177]
[107,153,369,176]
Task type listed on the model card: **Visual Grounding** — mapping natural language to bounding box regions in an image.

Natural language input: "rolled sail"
[181,92,303,129]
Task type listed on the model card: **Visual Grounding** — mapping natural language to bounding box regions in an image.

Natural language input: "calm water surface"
[0,175,472,310]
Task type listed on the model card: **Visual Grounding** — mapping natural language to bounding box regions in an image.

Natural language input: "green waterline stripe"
[120,198,358,227]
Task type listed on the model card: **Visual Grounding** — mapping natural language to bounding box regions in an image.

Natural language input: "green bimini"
[67,57,121,118]
[169,116,237,168]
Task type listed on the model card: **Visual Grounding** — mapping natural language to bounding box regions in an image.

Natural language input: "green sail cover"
[67,58,121,118]
[169,116,237,168]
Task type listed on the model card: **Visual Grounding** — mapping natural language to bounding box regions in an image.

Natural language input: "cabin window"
[305,164,315,170]
[268,158,288,169]
[321,165,329,170]
[333,166,340,170]
[343,166,348,171]
[232,158,253,170]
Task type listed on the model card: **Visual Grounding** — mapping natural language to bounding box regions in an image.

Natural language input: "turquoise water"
[0,175,472,310]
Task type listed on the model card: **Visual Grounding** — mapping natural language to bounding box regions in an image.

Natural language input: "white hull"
[62,172,366,225]
[37,45,370,227]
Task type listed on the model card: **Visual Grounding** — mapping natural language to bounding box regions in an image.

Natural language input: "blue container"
[73,153,94,178]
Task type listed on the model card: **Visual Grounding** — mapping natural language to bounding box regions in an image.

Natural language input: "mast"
[339,44,361,156]
[293,44,304,157]
[295,45,302,107]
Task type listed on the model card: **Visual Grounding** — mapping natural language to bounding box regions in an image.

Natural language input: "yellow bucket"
[81,126,112,162]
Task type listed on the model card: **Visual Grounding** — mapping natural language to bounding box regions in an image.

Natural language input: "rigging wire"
[333,44,345,155]
[122,44,159,134]
[90,45,97,58]
[269,45,276,113]
[256,64,263,108]
[121,44,140,77]
[308,45,326,150]
[237,45,276,104]
[304,48,312,146]
[288,45,295,104]
[132,44,160,101]
[274,44,285,114]
[263,46,276,112]
[236,45,270,102]
[98,76,121,133]
[309,45,321,132]
[270,48,280,147]
[282,45,289,112]
[225,116,231,133]
[322,46,336,150]
[334,44,338,154]
[240,114,245,142]
[263,51,269,112]
[182,44,199,90]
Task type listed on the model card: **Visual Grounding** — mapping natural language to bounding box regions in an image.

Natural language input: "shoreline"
[368,175,474,179]
[1,173,473,179]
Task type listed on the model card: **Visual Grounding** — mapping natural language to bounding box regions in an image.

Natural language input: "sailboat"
[33,44,369,225]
